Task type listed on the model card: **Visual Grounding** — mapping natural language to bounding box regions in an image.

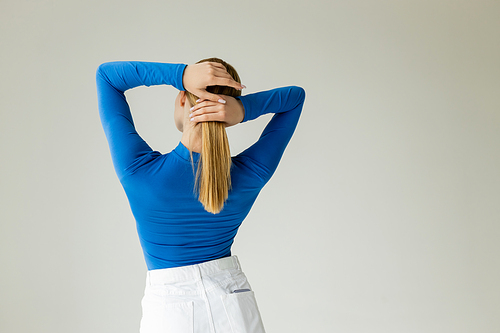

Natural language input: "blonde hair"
[185,58,241,214]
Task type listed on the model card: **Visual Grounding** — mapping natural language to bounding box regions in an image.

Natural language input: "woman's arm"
[96,61,187,180]
[237,86,306,183]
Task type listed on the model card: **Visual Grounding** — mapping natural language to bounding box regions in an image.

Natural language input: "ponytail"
[196,121,232,213]
[185,58,241,214]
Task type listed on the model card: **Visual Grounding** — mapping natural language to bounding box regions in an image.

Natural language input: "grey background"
[1,1,499,332]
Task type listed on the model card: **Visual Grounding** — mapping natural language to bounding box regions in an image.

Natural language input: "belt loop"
[234,255,241,270]
[194,264,202,281]
[218,256,237,270]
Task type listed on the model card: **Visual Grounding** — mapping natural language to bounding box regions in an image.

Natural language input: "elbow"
[96,63,106,82]
[96,62,115,81]
[96,63,110,79]
[290,86,306,107]
[296,86,306,103]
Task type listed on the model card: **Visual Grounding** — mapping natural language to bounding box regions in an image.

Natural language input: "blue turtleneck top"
[96,61,305,270]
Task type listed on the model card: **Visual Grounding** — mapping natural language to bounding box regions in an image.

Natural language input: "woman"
[96,58,305,333]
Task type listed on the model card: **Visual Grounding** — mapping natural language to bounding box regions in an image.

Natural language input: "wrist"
[237,99,245,123]
[180,64,189,91]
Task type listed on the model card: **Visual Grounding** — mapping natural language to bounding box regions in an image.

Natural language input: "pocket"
[140,295,194,333]
[221,290,266,333]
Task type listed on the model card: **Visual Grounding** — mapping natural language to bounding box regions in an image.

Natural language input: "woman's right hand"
[189,96,244,127]
[182,62,245,103]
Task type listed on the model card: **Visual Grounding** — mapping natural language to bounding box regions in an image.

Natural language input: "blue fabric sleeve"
[236,86,306,183]
[96,61,187,180]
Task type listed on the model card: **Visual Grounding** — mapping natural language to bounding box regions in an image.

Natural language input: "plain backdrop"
[1,1,499,332]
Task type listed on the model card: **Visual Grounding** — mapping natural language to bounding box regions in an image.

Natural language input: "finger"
[207,62,227,71]
[190,105,222,119]
[212,68,233,79]
[206,63,245,90]
[204,62,227,77]
[213,77,245,90]
[189,101,219,114]
[193,98,214,106]
[190,112,225,124]
[197,91,227,104]
[211,74,245,91]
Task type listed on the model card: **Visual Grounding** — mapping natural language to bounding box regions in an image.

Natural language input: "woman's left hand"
[189,96,244,127]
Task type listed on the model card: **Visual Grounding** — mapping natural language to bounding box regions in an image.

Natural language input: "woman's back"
[121,143,262,269]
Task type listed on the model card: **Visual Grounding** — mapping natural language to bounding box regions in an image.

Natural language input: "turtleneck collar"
[173,141,200,163]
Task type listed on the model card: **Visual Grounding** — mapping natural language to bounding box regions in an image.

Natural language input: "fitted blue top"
[96,61,305,270]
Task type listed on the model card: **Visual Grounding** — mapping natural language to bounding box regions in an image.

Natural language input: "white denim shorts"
[140,255,266,333]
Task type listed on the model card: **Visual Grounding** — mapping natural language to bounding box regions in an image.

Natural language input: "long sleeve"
[96,61,187,180]
[235,86,306,183]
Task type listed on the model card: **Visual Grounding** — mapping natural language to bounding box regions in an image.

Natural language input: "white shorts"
[140,255,266,333]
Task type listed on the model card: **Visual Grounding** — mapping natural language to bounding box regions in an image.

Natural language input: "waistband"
[147,255,242,285]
